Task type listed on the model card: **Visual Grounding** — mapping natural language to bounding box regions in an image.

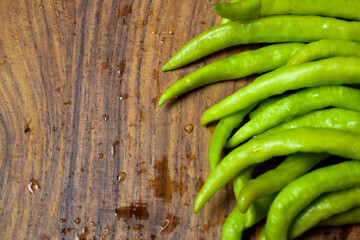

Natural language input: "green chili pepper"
[220,0,240,24]
[222,207,246,240]
[238,153,330,213]
[224,186,276,239]
[162,16,360,71]
[159,43,304,106]
[215,118,255,240]
[223,163,274,239]
[318,207,360,227]
[225,86,360,148]
[222,166,253,240]
[214,0,260,21]
[258,108,360,139]
[248,95,286,120]
[233,166,254,196]
[213,0,360,21]
[209,106,255,170]
[244,193,276,228]
[222,193,276,240]
[265,161,360,240]
[194,128,360,213]
[225,164,275,239]
[202,57,360,126]
[288,39,360,66]
[289,187,360,239]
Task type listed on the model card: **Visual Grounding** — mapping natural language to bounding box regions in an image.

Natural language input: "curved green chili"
[289,187,360,239]
[225,86,360,148]
[222,193,276,240]
[248,95,286,120]
[194,128,360,213]
[243,193,276,228]
[223,162,274,239]
[222,166,253,240]
[265,161,360,240]
[162,15,360,71]
[222,207,246,240]
[159,43,304,106]
[213,0,360,21]
[238,153,330,213]
[318,207,360,227]
[288,39,360,66]
[201,57,360,126]
[233,166,254,196]
[257,108,360,139]
[227,164,275,239]
[220,0,240,24]
[209,106,255,170]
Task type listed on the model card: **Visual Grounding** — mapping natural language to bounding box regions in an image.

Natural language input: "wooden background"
[1,0,360,239]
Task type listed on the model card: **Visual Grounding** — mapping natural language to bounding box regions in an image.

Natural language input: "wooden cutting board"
[1,0,359,239]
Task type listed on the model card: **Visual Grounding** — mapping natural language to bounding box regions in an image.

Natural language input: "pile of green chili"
[159,0,360,239]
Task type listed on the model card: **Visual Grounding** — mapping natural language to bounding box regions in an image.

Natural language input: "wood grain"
[0,0,359,239]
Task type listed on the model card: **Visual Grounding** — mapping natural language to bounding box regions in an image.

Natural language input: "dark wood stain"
[195,177,204,193]
[148,155,173,202]
[136,168,147,175]
[117,4,132,18]
[186,153,195,161]
[111,140,120,157]
[117,59,126,78]
[0,0,356,239]
[115,203,149,222]
[76,227,90,240]
[148,155,188,202]
[119,93,129,101]
[100,57,109,74]
[160,214,180,234]
[60,228,75,235]
[132,224,144,232]
[103,114,109,122]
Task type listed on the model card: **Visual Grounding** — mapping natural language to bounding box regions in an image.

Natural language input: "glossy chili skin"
[214,0,260,20]
[220,0,239,24]
[222,194,276,240]
[288,39,360,66]
[238,153,329,213]
[265,161,360,240]
[222,207,246,240]
[158,43,304,106]
[209,106,254,170]
[223,186,276,239]
[289,187,360,239]
[162,15,360,71]
[194,128,360,213]
[201,57,360,126]
[223,158,274,239]
[243,193,276,228]
[225,86,360,147]
[222,167,253,240]
[233,167,254,196]
[213,0,360,21]
[234,167,276,229]
[248,95,286,119]
[318,207,360,227]
[258,108,360,139]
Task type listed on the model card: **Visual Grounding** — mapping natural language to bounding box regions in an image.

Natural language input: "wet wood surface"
[0,0,359,239]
